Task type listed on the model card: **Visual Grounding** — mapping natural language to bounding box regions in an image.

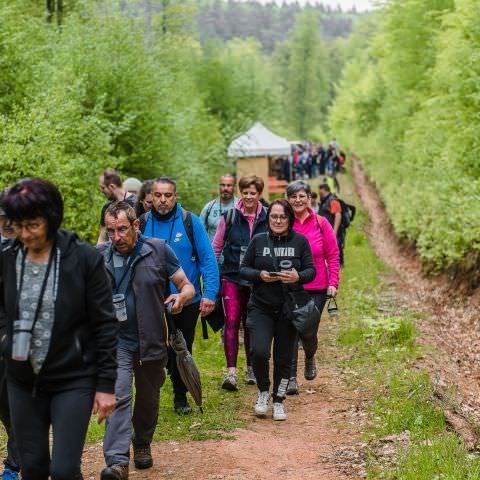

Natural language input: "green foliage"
[328,0,480,277]
[393,434,480,479]
[196,0,360,54]
[336,174,479,479]
[272,10,330,138]
[0,1,229,241]
[370,371,445,439]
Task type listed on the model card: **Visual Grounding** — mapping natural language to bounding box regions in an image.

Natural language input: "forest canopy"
[0,0,360,242]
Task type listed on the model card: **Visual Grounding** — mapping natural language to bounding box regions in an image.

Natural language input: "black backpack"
[321,195,356,231]
[140,208,198,261]
[337,197,356,230]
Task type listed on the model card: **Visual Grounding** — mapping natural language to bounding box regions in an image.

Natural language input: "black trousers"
[290,290,328,377]
[167,301,200,403]
[0,362,20,472]
[338,229,346,266]
[8,381,94,480]
[247,302,297,403]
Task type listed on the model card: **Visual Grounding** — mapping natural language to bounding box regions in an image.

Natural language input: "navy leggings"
[8,382,94,480]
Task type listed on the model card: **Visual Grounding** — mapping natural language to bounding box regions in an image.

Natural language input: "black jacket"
[239,231,316,309]
[0,230,118,393]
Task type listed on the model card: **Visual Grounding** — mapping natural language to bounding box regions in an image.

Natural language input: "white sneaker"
[245,366,257,385]
[254,391,270,416]
[272,402,287,421]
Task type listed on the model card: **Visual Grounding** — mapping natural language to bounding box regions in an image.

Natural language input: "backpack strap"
[204,199,217,230]
[181,208,199,262]
[222,208,236,244]
[139,211,149,234]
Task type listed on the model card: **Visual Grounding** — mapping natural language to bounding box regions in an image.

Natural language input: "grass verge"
[337,173,480,478]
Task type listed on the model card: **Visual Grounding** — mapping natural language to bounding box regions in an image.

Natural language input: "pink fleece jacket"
[293,208,340,290]
[212,199,263,259]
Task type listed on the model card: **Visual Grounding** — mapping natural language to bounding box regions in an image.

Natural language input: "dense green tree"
[279,10,329,138]
[328,0,480,277]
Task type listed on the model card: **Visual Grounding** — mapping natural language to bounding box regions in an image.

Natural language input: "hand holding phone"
[260,270,280,282]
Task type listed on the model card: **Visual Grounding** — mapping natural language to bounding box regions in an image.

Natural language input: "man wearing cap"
[123,178,142,196]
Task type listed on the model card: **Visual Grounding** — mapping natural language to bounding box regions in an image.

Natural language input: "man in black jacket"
[99,201,194,480]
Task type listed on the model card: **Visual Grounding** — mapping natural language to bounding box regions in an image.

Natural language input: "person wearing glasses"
[98,201,194,480]
[134,180,154,219]
[239,199,316,421]
[0,192,20,480]
[0,178,118,480]
[285,181,339,395]
[212,175,268,391]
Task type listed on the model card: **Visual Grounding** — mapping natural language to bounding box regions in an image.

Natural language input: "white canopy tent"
[227,122,291,158]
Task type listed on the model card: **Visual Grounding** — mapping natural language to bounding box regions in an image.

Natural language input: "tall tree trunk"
[161,0,171,35]
[46,0,55,23]
[57,0,64,26]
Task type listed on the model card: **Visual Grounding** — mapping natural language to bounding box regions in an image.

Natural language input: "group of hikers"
[282,139,346,188]
[0,154,351,479]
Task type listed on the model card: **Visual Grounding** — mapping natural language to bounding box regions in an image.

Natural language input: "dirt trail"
[83,347,362,480]
[351,157,480,431]
[82,159,480,479]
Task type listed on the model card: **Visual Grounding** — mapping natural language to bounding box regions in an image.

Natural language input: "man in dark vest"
[98,201,194,480]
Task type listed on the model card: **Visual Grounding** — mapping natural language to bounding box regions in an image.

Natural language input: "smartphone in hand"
[268,272,279,277]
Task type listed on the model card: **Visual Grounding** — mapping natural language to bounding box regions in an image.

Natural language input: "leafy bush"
[328,0,480,278]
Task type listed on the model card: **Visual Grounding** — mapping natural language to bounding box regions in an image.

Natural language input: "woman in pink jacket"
[286,180,340,394]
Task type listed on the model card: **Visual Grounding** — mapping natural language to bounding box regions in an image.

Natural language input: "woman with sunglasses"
[212,175,268,391]
[0,178,118,480]
[239,199,315,421]
[285,180,340,395]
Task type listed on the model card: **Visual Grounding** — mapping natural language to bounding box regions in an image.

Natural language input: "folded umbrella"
[166,314,203,411]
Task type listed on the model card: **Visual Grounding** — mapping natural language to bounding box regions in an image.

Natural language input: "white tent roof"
[227,122,291,158]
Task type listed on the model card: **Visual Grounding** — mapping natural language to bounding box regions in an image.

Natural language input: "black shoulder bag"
[268,235,320,336]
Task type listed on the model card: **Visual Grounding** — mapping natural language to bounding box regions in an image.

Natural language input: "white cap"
[123,177,142,194]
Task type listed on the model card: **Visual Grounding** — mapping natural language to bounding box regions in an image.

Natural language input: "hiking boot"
[0,468,19,480]
[286,377,299,395]
[272,402,287,421]
[245,366,257,385]
[304,356,317,381]
[254,390,270,417]
[174,398,192,415]
[222,373,238,391]
[133,444,153,470]
[100,464,129,480]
